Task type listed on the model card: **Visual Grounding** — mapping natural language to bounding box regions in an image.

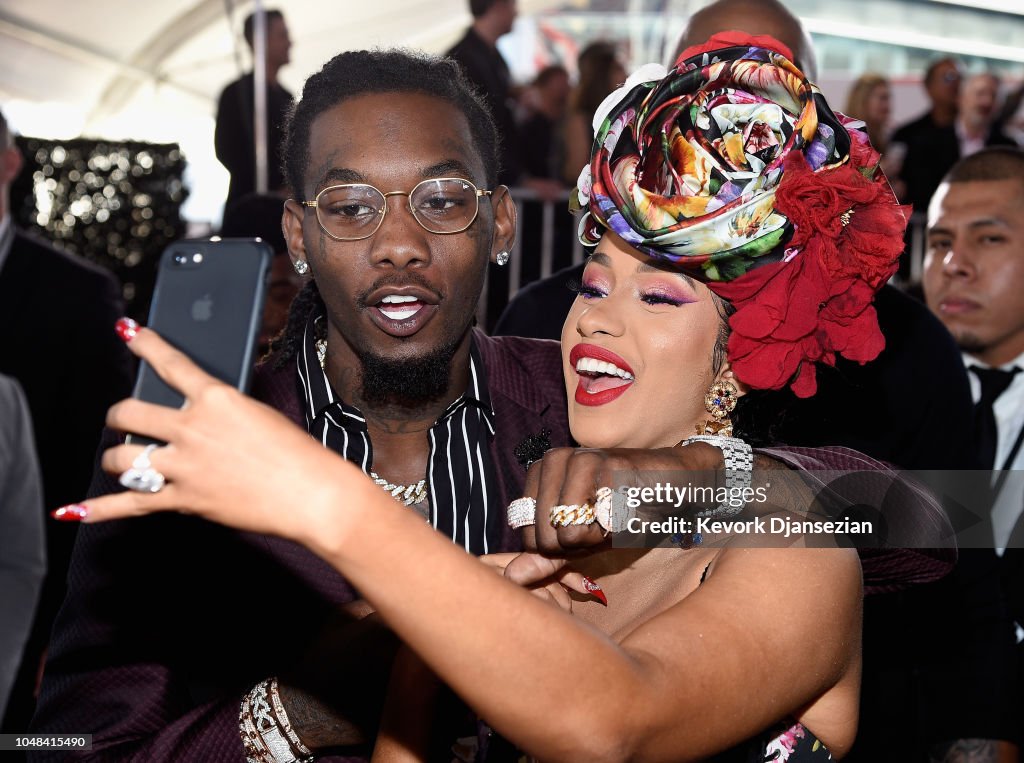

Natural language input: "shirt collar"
[296,310,495,434]
[963,350,1024,402]
[963,350,1024,374]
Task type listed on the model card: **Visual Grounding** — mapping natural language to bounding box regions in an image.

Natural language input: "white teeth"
[575,357,634,380]
[381,295,418,304]
[380,307,420,321]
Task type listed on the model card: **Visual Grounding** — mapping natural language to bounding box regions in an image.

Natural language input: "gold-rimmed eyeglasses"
[301,177,493,241]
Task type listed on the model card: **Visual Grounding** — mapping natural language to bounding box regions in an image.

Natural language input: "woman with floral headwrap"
[55,34,908,762]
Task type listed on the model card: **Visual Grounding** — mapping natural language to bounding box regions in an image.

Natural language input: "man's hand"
[521,442,726,556]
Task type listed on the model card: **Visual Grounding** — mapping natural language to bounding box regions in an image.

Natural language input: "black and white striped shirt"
[296,315,501,555]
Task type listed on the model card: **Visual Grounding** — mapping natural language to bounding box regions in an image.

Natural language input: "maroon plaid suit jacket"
[30,331,953,761]
[30,332,568,761]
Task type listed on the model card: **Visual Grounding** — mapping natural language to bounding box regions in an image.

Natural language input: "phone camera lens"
[173,253,188,265]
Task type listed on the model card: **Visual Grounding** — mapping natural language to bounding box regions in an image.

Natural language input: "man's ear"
[488,185,517,264]
[282,199,310,272]
[0,146,23,186]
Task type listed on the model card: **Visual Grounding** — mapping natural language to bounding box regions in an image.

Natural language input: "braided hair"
[267,279,321,369]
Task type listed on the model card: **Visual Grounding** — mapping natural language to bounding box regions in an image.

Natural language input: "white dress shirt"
[965,350,1024,552]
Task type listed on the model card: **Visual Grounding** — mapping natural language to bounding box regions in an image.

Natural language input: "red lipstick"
[569,344,635,407]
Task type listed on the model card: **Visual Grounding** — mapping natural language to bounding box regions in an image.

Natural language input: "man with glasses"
[33,49,953,762]
[33,48,558,762]
[890,58,964,214]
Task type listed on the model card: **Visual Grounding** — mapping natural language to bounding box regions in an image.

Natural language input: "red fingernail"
[114,317,139,343]
[582,577,607,606]
[51,504,89,522]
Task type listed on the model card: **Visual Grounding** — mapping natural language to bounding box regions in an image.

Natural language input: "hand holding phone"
[127,238,272,442]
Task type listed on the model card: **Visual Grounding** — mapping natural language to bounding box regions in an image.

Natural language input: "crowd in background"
[2,0,1024,761]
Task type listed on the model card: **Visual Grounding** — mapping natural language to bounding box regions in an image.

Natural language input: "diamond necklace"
[317,338,428,507]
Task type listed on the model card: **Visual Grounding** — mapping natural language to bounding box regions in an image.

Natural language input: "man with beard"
[32,49,952,762]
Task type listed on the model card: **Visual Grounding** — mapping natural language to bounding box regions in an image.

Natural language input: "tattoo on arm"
[279,682,368,751]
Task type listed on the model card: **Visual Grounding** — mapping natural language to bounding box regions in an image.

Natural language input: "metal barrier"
[506,185,584,299]
[906,211,927,285]
[479,188,931,329]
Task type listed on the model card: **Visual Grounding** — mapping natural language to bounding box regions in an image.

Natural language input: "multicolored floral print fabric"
[574,32,906,397]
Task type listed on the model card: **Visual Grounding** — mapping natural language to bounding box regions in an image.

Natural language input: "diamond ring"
[507,497,537,528]
[118,444,166,494]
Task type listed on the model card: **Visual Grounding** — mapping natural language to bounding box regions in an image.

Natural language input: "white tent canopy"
[2,0,1022,222]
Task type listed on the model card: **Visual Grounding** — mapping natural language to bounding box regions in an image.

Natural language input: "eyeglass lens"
[316,178,481,238]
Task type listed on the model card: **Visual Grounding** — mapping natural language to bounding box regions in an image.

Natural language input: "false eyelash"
[570,281,607,299]
[640,292,689,307]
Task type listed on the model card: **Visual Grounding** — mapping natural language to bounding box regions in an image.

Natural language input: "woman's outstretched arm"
[73,329,861,762]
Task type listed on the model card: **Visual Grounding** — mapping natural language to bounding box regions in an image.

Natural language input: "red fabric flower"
[713,254,829,397]
[777,153,905,290]
[711,205,893,399]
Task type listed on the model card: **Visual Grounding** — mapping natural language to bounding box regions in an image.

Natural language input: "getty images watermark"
[603,468,1024,549]
[613,479,876,546]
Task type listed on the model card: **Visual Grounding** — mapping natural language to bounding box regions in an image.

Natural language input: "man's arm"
[0,377,45,721]
[31,433,402,760]
[519,442,955,593]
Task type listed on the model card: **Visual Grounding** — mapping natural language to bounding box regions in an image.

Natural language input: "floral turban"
[574,31,907,398]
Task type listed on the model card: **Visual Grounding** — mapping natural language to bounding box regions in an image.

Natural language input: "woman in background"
[561,41,627,185]
[845,73,892,154]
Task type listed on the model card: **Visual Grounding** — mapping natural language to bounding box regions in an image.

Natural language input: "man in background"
[215,9,293,208]
[218,192,302,354]
[890,58,963,214]
[0,107,132,732]
[446,0,520,185]
[956,73,1018,159]
[0,374,45,723]
[924,148,1024,759]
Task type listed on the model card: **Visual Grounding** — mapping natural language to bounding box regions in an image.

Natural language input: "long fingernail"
[582,577,607,606]
[114,317,139,343]
[51,504,89,522]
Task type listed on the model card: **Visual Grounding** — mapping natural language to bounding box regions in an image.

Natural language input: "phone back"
[133,239,272,410]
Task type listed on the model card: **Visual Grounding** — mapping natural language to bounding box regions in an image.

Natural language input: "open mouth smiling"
[570,344,636,406]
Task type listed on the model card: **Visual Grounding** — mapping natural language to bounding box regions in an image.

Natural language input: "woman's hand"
[56,324,358,550]
[480,553,606,610]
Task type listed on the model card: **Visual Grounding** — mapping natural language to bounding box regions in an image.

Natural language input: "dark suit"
[445,29,521,186]
[30,332,568,761]
[891,112,1018,215]
[0,229,133,733]
[214,73,293,205]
